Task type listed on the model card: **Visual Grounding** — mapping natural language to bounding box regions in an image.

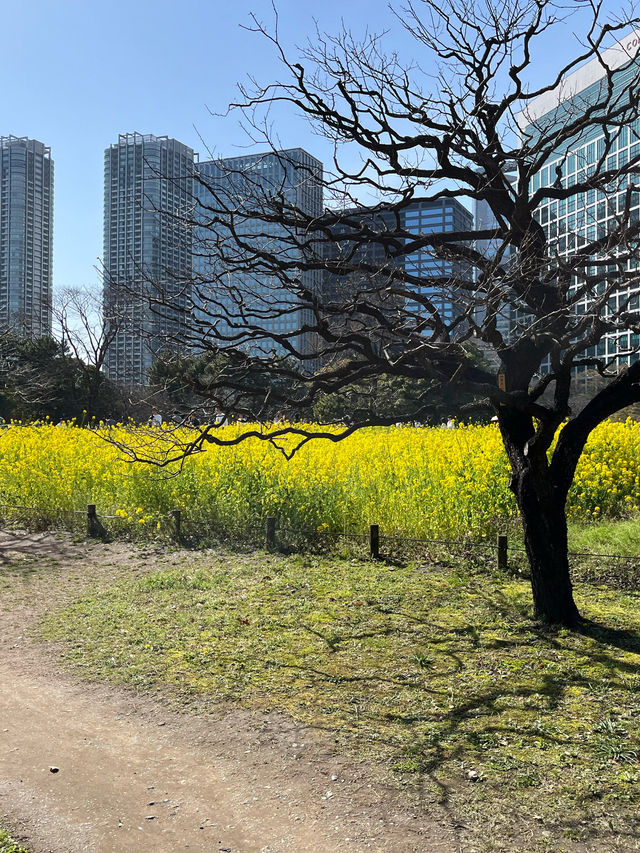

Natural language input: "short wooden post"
[170,509,181,539]
[370,523,380,559]
[265,516,276,550]
[497,534,508,571]
[87,504,98,538]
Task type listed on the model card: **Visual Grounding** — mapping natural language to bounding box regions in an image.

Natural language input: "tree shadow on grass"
[579,617,640,655]
[266,578,640,850]
[52,549,640,851]
[0,530,81,578]
[0,529,77,558]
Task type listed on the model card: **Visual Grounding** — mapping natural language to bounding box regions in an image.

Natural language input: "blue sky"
[2,0,628,293]
[4,0,402,292]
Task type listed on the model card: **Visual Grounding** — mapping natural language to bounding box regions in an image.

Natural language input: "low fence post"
[370,523,380,559]
[497,534,508,571]
[87,504,98,538]
[170,509,181,540]
[265,516,276,550]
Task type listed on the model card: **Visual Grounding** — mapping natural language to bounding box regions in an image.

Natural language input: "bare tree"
[54,288,120,367]
[115,0,640,628]
[52,287,124,420]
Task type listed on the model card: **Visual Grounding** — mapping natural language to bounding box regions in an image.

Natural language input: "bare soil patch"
[0,531,453,853]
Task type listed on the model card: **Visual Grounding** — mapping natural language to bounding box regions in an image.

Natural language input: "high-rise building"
[519,37,640,374]
[322,197,474,354]
[401,197,474,324]
[472,165,516,340]
[193,148,323,363]
[321,204,405,360]
[0,136,53,337]
[103,133,195,385]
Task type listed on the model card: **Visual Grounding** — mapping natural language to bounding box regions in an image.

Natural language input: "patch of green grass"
[41,552,640,851]
[566,520,640,590]
[0,828,28,853]
[569,518,640,556]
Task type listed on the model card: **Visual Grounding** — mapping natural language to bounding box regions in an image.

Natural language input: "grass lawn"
[41,546,640,851]
[568,518,640,555]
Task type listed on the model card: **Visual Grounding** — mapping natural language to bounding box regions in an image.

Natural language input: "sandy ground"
[0,532,459,853]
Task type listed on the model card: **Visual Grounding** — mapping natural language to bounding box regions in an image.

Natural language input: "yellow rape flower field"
[0,418,639,540]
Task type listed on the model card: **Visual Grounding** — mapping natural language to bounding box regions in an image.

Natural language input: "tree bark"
[500,409,581,629]
[515,468,581,627]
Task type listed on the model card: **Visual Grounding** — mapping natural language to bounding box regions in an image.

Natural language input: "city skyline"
[4,0,609,297]
[2,0,398,297]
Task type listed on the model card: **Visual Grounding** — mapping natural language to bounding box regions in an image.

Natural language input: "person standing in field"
[149,408,163,427]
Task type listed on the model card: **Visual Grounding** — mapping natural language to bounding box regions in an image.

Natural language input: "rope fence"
[0,502,638,583]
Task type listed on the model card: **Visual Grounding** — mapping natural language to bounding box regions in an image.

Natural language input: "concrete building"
[103,133,194,385]
[0,136,53,337]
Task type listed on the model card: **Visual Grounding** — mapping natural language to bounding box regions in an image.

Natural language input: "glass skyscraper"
[322,197,474,348]
[519,37,640,374]
[193,148,323,363]
[103,133,195,385]
[402,197,474,324]
[472,166,516,340]
[0,136,53,337]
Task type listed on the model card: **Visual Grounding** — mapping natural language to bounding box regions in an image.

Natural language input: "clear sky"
[3,0,400,293]
[2,0,629,295]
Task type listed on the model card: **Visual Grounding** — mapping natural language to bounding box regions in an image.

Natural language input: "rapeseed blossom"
[0,419,637,540]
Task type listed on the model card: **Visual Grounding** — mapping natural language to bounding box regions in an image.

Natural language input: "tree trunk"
[513,464,581,628]
[499,407,582,629]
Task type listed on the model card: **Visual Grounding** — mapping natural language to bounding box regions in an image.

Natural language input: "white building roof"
[517,31,640,128]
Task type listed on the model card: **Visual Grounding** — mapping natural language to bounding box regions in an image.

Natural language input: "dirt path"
[0,532,457,853]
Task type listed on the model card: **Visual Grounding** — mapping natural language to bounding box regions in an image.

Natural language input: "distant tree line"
[147,348,489,424]
[0,334,124,423]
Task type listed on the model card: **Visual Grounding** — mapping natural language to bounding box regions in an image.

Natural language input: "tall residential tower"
[103,133,195,385]
[0,136,53,337]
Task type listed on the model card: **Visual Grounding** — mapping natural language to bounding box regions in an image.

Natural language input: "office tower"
[193,148,323,364]
[0,136,53,337]
[103,133,194,385]
[321,204,404,360]
[402,197,474,324]
[322,197,474,354]
[519,38,640,375]
[472,165,516,340]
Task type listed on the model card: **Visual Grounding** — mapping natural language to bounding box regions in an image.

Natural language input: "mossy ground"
[0,828,28,853]
[40,547,640,851]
